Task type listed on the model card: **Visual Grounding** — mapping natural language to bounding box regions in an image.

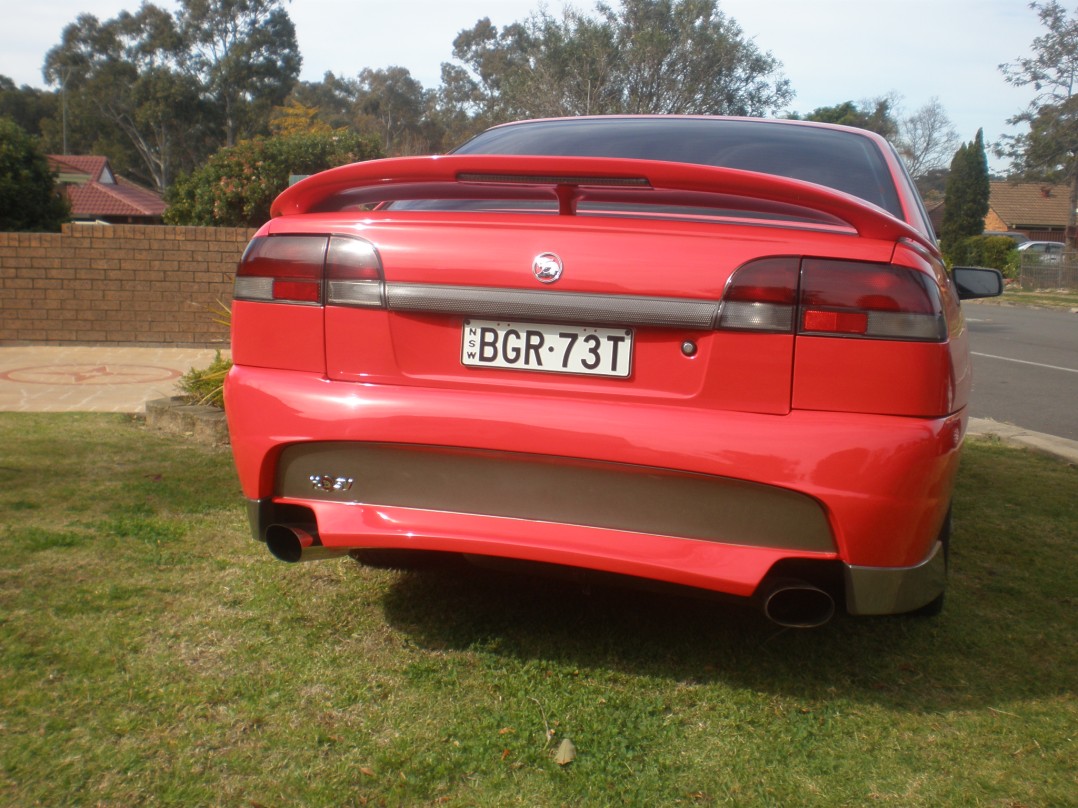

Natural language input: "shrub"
[950,235,1020,278]
[178,351,231,409]
[165,130,383,227]
[0,117,69,231]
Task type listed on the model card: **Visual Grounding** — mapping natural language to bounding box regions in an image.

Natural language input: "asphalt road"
[964,301,1078,441]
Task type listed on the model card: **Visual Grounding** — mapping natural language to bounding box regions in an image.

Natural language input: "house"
[984,181,1072,243]
[48,155,167,225]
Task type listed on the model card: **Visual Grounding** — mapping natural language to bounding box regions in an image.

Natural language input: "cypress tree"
[940,129,990,259]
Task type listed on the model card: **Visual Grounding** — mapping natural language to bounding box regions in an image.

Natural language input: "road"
[964,302,1078,441]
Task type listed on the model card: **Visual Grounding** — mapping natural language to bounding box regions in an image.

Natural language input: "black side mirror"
[952,266,1004,300]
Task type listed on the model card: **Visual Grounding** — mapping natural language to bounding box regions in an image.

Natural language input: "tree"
[177,0,302,147]
[0,77,59,139]
[281,73,356,130]
[801,98,899,138]
[897,98,960,180]
[164,130,382,227]
[999,1,1078,243]
[439,0,792,132]
[438,17,533,132]
[269,97,334,136]
[43,7,205,191]
[939,130,990,259]
[601,0,792,116]
[0,118,70,231]
[43,0,301,189]
[350,67,440,155]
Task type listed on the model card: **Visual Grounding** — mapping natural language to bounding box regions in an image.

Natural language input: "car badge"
[532,253,563,284]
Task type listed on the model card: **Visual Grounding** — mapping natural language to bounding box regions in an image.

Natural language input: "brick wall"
[0,223,256,346]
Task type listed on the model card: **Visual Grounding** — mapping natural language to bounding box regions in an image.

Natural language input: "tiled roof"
[49,155,109,181]
[47,154,165,220]
[65,179,166,218]
[988,181,1072,228]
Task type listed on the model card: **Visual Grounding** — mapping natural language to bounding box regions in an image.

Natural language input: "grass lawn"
[998,286,1078,309]
[0,414,1074,806]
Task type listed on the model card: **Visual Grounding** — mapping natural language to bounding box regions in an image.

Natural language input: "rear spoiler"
[271,155,934,251]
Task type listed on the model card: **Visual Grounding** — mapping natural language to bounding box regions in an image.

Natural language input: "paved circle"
[0,364,182,385]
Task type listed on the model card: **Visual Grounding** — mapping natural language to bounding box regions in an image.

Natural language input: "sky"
[1,0,1049,172]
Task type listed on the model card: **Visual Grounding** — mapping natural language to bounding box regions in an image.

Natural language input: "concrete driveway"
[0,346,224,413]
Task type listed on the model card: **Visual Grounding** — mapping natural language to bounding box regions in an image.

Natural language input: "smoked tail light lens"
[717,258,799,332]
[799,259,946,341]
[717,258,947,342]
[234,235,384,307]
[235,236,327,304]
[325,237,385,308]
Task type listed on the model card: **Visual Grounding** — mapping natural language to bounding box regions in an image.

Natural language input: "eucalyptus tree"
[1000,0,1078,242]
[438,0,792,135]
[176,0,301,147]
[44,6,202,191]
[349,66,441,155]
[43,0,301,189]
[801,98,900,139]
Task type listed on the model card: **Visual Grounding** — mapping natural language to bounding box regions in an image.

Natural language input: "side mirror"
[952,266,1004,300]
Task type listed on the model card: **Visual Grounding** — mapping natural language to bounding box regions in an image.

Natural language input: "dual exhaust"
[263,524,837,628]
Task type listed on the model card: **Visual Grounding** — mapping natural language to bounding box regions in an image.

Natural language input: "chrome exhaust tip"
[264,524,346,563]
[762,580,836,629]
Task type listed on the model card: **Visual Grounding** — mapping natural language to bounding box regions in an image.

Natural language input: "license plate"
[462,319,633,378]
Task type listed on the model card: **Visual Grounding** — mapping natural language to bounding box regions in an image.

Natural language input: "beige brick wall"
[0,224,256,346]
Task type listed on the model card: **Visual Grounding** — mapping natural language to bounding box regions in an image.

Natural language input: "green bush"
[0,117,69,231]
[165,130,383,227]
[178,351,231,409]
[949,235,1020,278]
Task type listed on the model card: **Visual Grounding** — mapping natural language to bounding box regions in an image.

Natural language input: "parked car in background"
[1016,240,1066,262]
[226,116,1003,628]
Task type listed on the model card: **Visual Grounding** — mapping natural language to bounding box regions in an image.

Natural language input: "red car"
[225,116,1002,627]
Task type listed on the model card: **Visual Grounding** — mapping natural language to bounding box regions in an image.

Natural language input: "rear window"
[450,117,903,218]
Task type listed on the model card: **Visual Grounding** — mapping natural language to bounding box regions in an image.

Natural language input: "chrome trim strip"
[385,283,720,330]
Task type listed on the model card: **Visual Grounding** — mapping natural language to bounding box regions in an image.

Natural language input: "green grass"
[995,285,1078,309]
[1,414,1075,806]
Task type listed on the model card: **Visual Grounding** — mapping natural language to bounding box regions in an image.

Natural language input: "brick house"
[983,181,1072,243]
[48,155,167,225]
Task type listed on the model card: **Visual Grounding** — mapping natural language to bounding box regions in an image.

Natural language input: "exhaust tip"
[763,582,836,629]
[264,523,349,563]
[265,524,316,563]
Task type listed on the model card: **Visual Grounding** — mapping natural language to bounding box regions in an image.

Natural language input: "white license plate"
[462,319,633,378]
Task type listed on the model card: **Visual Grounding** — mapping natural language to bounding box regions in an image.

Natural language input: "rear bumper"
[243,494,946,615]
[227,365,962,609]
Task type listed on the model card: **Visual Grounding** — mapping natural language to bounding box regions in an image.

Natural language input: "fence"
[0,224,256,346]
[1019,256,1078,291]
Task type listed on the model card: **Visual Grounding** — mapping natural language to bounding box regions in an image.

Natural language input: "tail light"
[718,258,947,342]
[234,235,384,306]
[325,238,384,308]
[799,259,946,341]
[717,258,799,332]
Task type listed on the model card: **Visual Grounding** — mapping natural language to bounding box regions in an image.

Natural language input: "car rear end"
[225,117,972,625]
